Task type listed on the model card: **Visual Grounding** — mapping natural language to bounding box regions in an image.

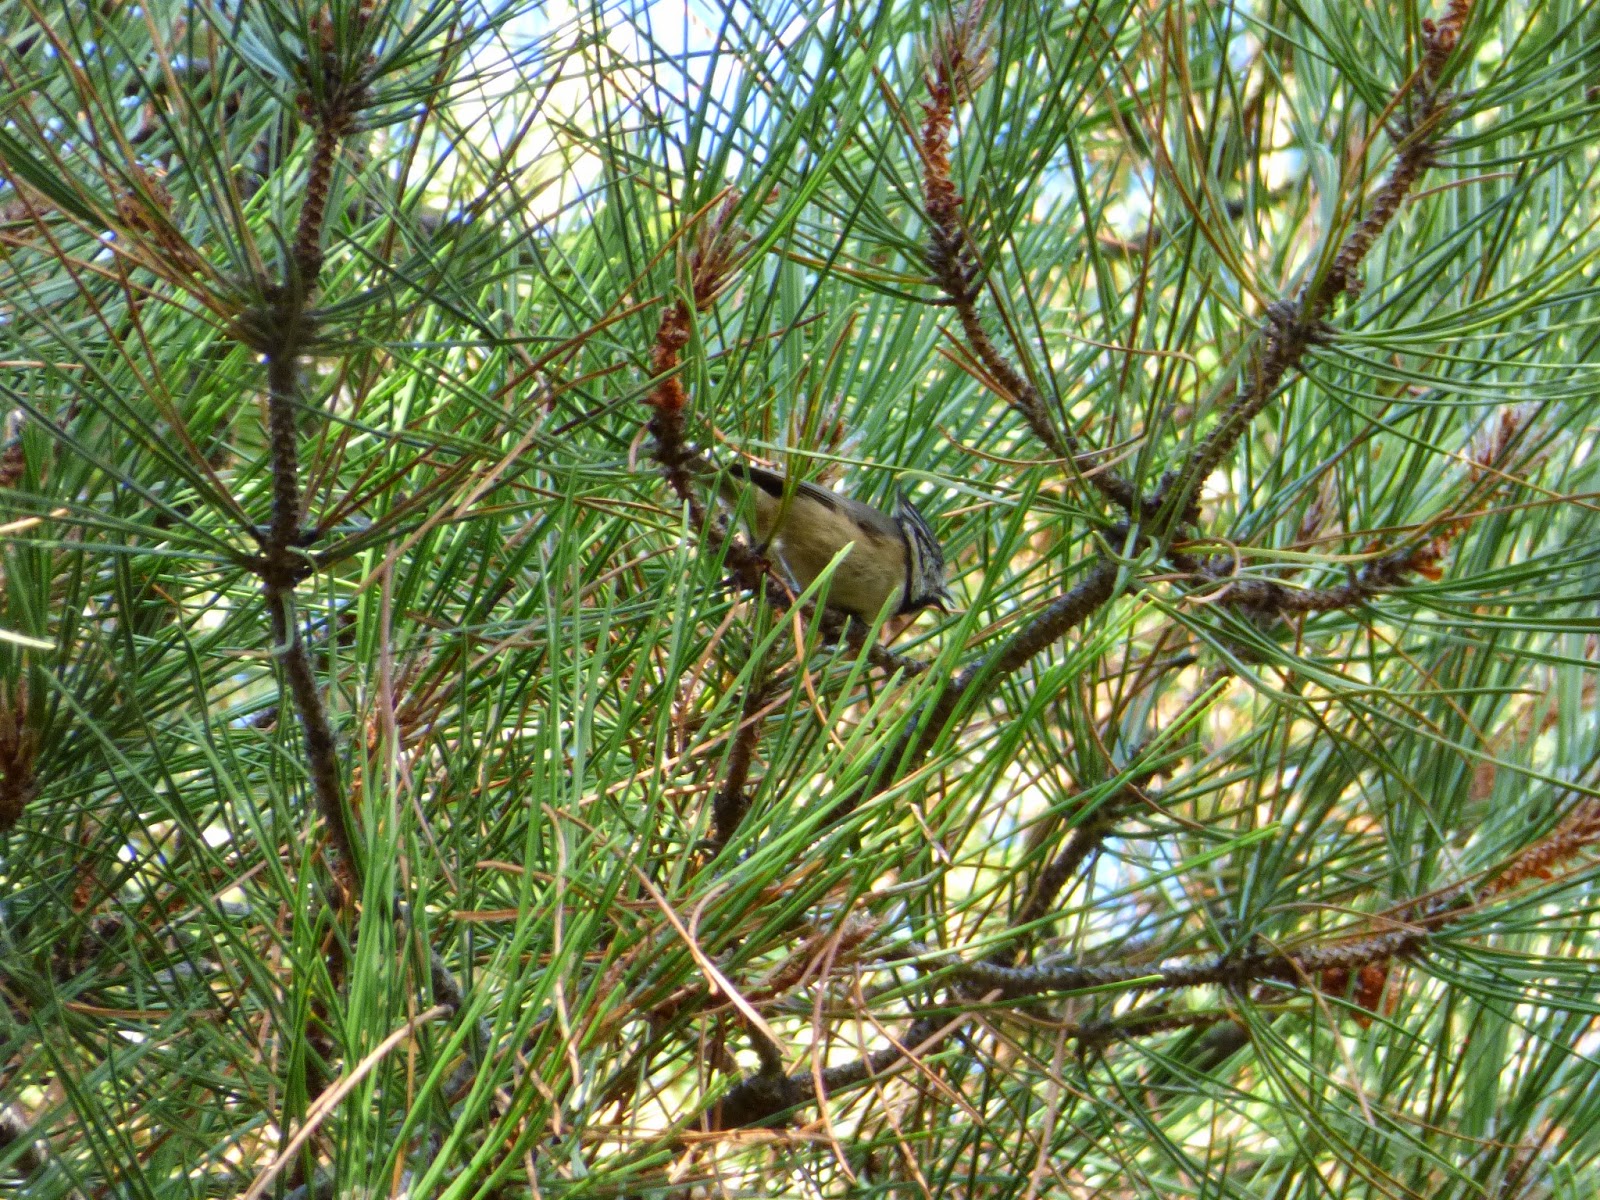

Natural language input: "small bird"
[720,462,954,623]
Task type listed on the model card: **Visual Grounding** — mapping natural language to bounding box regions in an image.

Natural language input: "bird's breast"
[772,501,904,621]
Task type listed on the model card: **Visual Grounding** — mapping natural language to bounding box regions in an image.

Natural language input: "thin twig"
[710,673,775,849]
[643,195,771,597]
[238,23,494,1121]
[919,8,1145,516]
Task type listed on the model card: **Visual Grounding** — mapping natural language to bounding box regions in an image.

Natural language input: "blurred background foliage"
[1,0,1599,1195]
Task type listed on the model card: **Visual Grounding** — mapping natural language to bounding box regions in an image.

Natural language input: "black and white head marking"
[893,488,953,613]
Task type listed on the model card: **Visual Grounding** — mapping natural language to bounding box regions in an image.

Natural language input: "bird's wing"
[726,462,844,514]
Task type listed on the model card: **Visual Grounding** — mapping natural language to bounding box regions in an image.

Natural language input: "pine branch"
[711,776,1600,1134]
[710,671,775,850]
[644,195,776,598]
[1172,535,1453,617]
[1155,2,1474,532]
[708,923,1423,1129]
[919,5,1146,516]
[253,76,360,903]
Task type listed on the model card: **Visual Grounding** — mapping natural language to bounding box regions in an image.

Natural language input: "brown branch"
[940,929,1424,999]
[645,294,704,522]
[1174,534,1453,617]
[919,15,1145,517]
[0,684,37,832]
[710,673,775,849]
[246,32,379,903]
[643,195,770,597]
[290,119,342,285]
[271,604,359,896]
[708,922,1421,1129]
[840,614,931,677]
[705,1066,809,1131]
[889,559,1121,798]
[229,41,365,899]
[718,797,1558,1134]
[415,906,497,1100]
[1486,800,1600,896]
[1144,778,1600,1092]
[717,769,1600,1134]
[1025,820,1115,922]
[254,129,354,898]
[912,559,1121,768]
[1158,2,1473,529]
[947,561,1120,701]
[262,346,311,575]
[288,11,368,284]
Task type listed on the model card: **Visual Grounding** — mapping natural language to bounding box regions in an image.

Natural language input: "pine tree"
[3,1,1600,1195]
